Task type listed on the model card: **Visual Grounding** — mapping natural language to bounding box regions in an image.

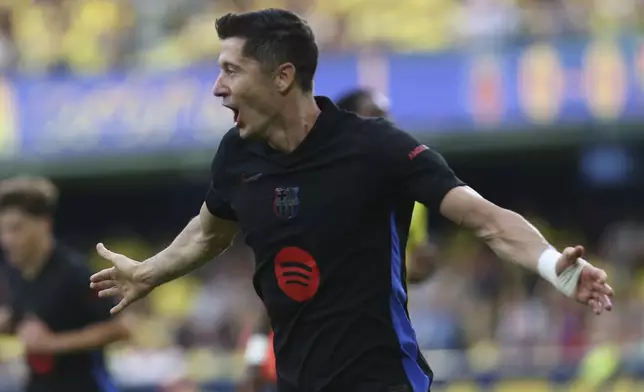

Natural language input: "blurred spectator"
[182,242,260,351]
[408,268,468,350]
[453,0,521,49]
[518,0,584,40]
[0,6,17,73]
[61,0,133,73]
[5,0,644,74]
[11,0,69,74]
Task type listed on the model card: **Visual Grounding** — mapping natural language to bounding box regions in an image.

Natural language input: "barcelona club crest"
[273,187,300,219]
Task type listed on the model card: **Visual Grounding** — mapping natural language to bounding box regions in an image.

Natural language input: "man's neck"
[267,94,320,153]
[20,236,54,280]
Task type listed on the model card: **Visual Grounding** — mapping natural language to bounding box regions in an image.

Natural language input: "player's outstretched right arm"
[136,202,237,287]
[90,203,237,315]
[91,129,241,314]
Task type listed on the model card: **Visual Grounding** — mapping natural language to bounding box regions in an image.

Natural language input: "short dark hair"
[0,176,58,217]
[215,8,318,92]
[335,88,373,113]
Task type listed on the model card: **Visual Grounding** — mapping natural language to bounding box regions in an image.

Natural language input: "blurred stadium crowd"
[7,193,644,390]
[0,0,643,74]
[0,1,644,392]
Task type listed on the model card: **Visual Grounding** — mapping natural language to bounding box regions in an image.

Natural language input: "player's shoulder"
[330,110,395,142]
[210,127,245,173]
[343,116,421,158]
[348,115,409,142]
[334,108,391,131]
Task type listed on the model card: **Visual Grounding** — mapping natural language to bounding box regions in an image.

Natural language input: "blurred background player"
[236,87,437,392]
[0,177,130,392]
[236,315,274,392]
[336,87,437,283]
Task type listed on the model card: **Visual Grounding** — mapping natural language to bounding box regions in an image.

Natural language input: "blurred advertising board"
[1,37,644,161]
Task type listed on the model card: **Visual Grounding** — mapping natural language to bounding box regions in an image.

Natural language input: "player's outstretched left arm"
[373,122,613,314]
[439,186,613,314]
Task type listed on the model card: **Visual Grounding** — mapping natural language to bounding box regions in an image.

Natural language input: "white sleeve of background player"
[244,334,269,365]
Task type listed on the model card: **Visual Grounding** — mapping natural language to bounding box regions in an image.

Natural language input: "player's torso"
[228,125,390,305]
[11,258,87,332]
[9,256,108,382]
[222,122,418,389]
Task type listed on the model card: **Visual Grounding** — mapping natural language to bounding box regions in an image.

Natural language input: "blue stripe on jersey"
[92,352,119,392]
[389,213,431,392]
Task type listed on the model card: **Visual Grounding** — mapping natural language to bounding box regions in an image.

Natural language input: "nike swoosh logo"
[241,173,263,183]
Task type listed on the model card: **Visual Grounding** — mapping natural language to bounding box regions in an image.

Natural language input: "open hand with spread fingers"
[556,245,614,315]
[89,243,153,314]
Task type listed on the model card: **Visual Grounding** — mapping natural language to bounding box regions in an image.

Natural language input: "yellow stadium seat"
[612,378,636,391]
[0,335,23,361]
[149,277,200,319]
[63,0,129,73]
[12,3,65,72]
[343,0,457,51]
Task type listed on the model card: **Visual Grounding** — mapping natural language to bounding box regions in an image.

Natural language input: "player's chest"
[13,273,80,329]
[227,155,383,233]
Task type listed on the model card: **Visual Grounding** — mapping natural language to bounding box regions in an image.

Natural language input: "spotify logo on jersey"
[274,247,320,302]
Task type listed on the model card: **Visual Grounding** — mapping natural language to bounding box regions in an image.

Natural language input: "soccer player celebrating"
[91,9,613,392]
[236,87,435,392]
[0,176,129,392]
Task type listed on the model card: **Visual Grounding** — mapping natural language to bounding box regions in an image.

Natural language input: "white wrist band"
[243,334,269,365]
[537,248,560,284]
[538,248,589,298]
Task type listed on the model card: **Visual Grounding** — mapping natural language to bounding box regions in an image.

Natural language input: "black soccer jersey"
[3,245,118,392]
[205,96,464,392]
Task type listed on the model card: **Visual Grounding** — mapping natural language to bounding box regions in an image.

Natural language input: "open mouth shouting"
[223,103,241,127]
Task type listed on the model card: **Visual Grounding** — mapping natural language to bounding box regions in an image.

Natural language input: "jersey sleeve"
[205,129,238,221]
[374,121,465,210]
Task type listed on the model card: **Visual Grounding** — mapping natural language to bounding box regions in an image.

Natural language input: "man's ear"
[275,62,296,93]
